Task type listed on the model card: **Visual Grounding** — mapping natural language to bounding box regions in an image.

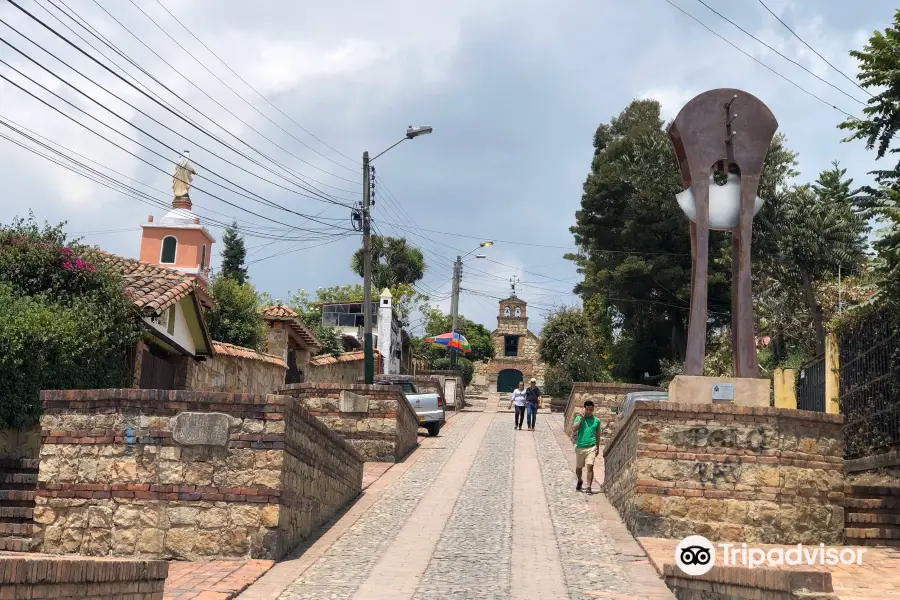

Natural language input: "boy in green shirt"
[572,400,600,493]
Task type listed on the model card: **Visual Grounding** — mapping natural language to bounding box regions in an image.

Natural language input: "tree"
[538,306,610,397]
[351,236,425,290]
[207,276,267,350]
[220,222,248,285]
[419,306,495,363]
[838,14,900,305]
[755,163,868,354]
[568,100,799,380]
[0,217,142,428]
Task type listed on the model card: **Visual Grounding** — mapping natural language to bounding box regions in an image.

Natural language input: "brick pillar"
[174,355,196,390]
[131,340,148,389]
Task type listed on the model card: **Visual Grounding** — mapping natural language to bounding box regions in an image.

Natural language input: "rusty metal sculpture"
[668,89,778,378]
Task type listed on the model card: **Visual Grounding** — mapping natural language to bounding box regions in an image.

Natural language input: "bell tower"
[139,152,215,281]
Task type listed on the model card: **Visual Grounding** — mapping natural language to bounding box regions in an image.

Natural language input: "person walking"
[572,400,600,493]
[525,378,542,430]
[508,381,527,430]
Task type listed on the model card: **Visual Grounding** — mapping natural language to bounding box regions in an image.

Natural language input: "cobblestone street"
[238,412,674,600]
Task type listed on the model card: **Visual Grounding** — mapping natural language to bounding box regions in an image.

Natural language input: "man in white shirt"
[508,381,527,430]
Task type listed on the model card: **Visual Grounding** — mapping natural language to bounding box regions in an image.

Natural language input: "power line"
[83,0,360,188]
[149,0,360,170]
[16,0,356,205]
[662,0,857,118]
[692,0,865,106]
[0,25,352,211]
[755,0,873,99]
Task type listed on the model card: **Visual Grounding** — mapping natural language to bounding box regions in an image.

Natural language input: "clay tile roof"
[310,349,381,367]
[260,304,322,350]
[89,249,195,314]
[260,304,298,320]
[212,341,286,368]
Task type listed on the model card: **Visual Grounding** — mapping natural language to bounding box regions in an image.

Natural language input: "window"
[200,244,207,271]
[504,306,510,317]
[504,335,519,357]
[166,305,176,335]
[515,307,521,318]
[160,236,177,264]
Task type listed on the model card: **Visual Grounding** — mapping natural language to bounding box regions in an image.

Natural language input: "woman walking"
[509,381,527,430]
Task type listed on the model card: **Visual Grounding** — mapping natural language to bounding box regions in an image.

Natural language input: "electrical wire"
[755,0,873,99]
[692,0,865,106]
[662,0,857,118]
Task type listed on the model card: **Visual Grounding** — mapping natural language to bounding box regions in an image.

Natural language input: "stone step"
[0,489,36,504]
[845,537,900,547]
[0,522,34,537]
[844,497,900,510]
[0,536,33,552]
[845,485,900,499]
[845,527,900,540]
[0,506,34,521]
[0,472,38,487]
[847,513,900,526]
[0,458,39,472]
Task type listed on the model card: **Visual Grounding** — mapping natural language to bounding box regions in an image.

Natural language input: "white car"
[375,375,446,436]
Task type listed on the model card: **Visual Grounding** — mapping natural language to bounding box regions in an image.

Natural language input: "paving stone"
[277,413,480,599]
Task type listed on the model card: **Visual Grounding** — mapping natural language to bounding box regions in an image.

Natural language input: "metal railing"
[796,354,826,412]
[839,308,900,459]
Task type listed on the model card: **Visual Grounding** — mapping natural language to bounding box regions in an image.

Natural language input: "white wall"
[143,298,196,355]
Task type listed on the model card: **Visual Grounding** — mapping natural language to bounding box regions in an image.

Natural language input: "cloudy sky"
[0,0,892,334]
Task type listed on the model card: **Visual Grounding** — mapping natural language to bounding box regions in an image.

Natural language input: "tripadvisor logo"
[675,535,716,576]
[675,536,867,574]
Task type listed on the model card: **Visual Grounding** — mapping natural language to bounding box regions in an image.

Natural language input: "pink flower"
[75,258,86,270]
[62,261,73,270]
[87,264,97,272]
[60,247,73,256]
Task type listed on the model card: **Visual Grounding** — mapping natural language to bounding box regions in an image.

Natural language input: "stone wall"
[306,351,377,385]
[189,341,286,394]
[563,382,660,444]
[0,554,168,600]
[415,370,465,409]
[34,389,362,560]
[602,402,845,544]
[277,383,419,462]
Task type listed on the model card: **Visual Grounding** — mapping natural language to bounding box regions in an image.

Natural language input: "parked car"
[374,375,445,436]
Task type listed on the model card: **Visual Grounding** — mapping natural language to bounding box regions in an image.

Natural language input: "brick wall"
[278,383,419,462]
[0,554,167,600]
[33,389,362,560]
[602,402,845,544]
[563,382,660,443]
[414,371,465,409]
[189,342,286,394]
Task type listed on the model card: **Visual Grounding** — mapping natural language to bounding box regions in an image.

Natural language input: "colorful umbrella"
[425,331,471,354]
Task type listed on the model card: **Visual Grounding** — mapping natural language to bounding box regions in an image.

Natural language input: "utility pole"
[362,151,374,384]
[450,255,462,367]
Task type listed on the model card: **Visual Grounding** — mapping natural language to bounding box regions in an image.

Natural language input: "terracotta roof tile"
[212,341,286,368]
[260,304,322,350]
[89,250,195,314]
[310,349,381,367]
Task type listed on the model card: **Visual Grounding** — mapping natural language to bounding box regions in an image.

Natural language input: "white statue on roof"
[173,151,196,198]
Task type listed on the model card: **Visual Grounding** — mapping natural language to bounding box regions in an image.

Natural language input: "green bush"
[544,364,574,399]
[0,218,141,429]
[207,276,268,351]
[430,356,474,385]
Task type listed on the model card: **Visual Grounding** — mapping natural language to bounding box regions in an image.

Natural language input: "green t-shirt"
[573,415,600,448]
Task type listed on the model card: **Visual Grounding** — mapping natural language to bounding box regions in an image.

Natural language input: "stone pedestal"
[668,375,770,407]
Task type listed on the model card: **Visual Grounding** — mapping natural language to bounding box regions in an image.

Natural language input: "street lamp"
[362,125,434,383]
[449,242,492,367]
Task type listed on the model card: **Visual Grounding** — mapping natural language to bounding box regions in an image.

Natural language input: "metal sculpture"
[668,89,778,378]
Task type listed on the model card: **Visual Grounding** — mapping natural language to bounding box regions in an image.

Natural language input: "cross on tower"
[509,275,520,298]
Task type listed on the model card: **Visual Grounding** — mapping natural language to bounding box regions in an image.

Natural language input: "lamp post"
[362,126,433,383]
[450,241,492,366]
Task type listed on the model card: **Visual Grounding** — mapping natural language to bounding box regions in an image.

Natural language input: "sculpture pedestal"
[667,375,770,407]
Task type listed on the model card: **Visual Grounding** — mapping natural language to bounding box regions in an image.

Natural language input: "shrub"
[430,356,474,385]
[0,218,141,428]
[544,364,574,399]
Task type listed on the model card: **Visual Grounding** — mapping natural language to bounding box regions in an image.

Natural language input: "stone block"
[668,375,770,407]
[173,412,232,447]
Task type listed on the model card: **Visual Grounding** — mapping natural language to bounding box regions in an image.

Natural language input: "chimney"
[148,215,154,223]
[193,217,200,224]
